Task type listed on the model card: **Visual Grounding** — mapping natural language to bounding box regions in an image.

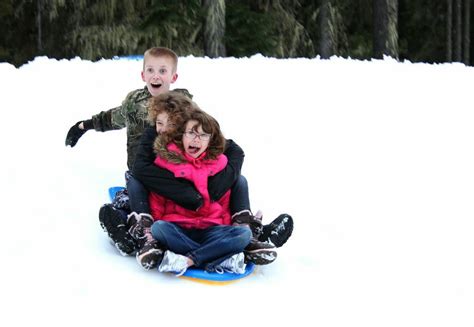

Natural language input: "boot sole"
[245,251,277,265]
[99,205,136,255]
[136,248,164,270]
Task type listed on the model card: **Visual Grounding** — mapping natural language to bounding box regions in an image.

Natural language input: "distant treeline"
[0,0,472,67]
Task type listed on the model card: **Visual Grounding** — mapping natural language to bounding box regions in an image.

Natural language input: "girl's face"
[182,120,211,158]
[155,112,174,133]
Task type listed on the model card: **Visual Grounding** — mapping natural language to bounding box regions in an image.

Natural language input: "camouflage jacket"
[90,87,191,169]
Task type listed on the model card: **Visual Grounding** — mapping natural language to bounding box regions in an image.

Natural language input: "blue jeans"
[126,173,150,214]
[127,173,251,215]
[151,220,252,270]
[230,175,251,214]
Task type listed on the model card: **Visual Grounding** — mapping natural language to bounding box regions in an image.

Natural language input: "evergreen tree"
[0,0,15,62]
[320,0,333,58]
[63,0,155,60]
[447,0,453,62]
[463,0,470,64]
[140,0,203,56]
[398,1,447,64]
[271,0,314,57]
[0,0,472,66]
[225,1,279,57]
[337,0,372,59]
[203,0,226,57]
[373,0,399,59]
[318,0,348,59]
[455,0,462,61]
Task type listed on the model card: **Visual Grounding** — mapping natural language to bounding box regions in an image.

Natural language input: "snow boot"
[99,204,137,255]
[259,213,294,248]
[136,239,164,270]
[128,212,154,247]
[231,210,263,238]
[111,188,130,212]
[244,239,277,265]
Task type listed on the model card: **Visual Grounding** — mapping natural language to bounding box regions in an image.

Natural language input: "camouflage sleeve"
[90,90,136,132]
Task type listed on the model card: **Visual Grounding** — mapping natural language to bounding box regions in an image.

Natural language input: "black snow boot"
[99,204,137,255]
[259,213,294,248]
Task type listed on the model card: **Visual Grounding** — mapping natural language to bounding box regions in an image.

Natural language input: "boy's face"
[182,120,211,159]
[155,112,174,133]
[141,56,178,97]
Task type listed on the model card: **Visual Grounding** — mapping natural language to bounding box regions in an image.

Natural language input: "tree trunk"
[373,0,398,59]
[320,0,332,59]
[203,0,226,58]
[463,0,470,64]
[37,0,42,52]
[455,0,462,61]
[447,0,453,62]
[373,0,386,58]
[386,0,399,59]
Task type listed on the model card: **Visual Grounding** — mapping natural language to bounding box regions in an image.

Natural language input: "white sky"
[0,55,473,327]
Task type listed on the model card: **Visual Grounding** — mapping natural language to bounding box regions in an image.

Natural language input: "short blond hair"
[143,47,178,73]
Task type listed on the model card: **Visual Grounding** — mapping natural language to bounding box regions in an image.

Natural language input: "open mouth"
[187,145,201,155]
[150,81,162,89]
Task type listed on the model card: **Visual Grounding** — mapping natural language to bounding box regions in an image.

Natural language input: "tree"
[445,0,471,64]
[1,0,471,66]
[447,0,453,61]
[141,0,203,56]
[37,0,43,52]
[463,0,470,64]
[203,0,226,57]
[225,1,278,57]
[296,0,318,57]
[335,0,372,59]
[319,0,334,58]
[271,0,314,57]
[225,0,314,58]
[64,0,154,60]
[373,0,399,59]
[317,0,349,59]
[455,0,462,61]
[34,0,67,53]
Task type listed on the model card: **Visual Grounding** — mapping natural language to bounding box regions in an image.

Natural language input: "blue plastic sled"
[108,186,255,284]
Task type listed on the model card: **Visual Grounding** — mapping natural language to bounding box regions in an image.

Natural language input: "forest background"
[0,0,472,67]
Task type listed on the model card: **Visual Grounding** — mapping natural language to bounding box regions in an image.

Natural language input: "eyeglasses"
[184,130,211,141]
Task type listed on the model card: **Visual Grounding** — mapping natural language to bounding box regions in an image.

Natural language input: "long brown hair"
[147,91,195,134]
[158,108,226,161]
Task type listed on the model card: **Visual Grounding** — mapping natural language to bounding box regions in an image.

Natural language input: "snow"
[1,54,474,327]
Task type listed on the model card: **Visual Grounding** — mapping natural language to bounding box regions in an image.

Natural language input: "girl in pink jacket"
[140,105,251,275]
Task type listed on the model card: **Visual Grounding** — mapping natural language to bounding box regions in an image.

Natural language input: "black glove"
[65,120,93,147]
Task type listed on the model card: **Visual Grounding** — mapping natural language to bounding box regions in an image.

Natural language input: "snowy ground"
[0,55,473,327]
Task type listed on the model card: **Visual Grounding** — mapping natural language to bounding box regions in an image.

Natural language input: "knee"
[151,220,168,243]
[127,175,145,192]
[237,175,248,188]
[234,226,252,248]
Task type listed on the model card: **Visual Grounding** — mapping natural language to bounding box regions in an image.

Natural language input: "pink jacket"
[149,143,231,229]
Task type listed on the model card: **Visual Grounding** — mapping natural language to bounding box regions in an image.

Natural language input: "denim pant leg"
[151,220,200,255]
[126,173,150,214]
[187,225,252,270]
[230,175,251,214]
